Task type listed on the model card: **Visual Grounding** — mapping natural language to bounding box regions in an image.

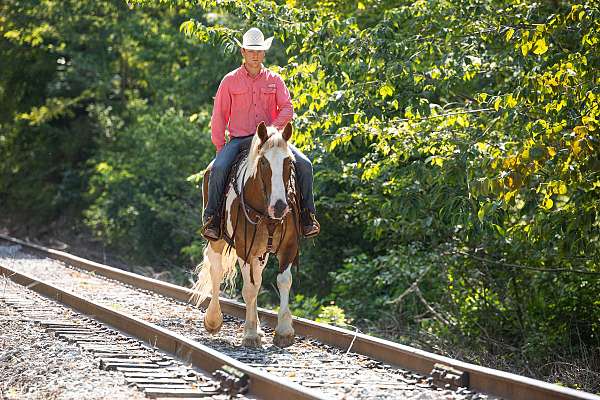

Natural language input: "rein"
[239,165,262,226]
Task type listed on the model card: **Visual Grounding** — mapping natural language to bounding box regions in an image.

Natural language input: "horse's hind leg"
[204,244,224,334]
[274,264,295,348]
[240,257,266,347]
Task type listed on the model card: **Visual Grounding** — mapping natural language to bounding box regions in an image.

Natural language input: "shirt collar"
[241,64,265,79]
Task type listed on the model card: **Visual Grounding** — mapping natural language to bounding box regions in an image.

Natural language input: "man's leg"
[202,136,252,240]
[289,144,320,238]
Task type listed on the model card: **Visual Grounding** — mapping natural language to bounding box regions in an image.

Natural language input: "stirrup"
[301,212,320,238]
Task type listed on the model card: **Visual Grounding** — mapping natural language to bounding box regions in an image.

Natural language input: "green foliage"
[333,245,445,325]
[316,305,348,327]
[84,104,214,263]
[0,0,237,226]
[288,294,349,327]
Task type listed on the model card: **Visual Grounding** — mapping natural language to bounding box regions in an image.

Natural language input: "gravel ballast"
[0,278,147,400]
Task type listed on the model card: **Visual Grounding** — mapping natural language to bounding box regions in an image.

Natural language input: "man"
[201,27,320,241]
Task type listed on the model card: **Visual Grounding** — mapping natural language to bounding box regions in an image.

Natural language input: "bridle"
[238,153,292,225]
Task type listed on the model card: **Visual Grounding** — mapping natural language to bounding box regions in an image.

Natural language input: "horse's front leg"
[274,264,295,348]
[204,244,224,334]
[255,253,270,338]
[240,257,266,347]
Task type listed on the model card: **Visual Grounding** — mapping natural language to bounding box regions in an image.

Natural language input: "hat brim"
[234,36,273,51]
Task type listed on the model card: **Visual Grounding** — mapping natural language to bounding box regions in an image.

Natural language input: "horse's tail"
[190,243,238,307]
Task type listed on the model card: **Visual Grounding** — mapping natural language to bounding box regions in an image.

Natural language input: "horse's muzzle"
[269,199,289,219]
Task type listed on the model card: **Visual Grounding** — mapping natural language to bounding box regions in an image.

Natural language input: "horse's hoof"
[273,332,295,348]
[242,335,262,348]
[204,319,223,334]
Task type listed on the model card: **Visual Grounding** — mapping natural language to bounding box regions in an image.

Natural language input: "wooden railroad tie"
[212,365,249,395]
[430,363,469,389]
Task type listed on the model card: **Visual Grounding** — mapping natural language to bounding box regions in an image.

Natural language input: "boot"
[301,210,320,238]
[201,213,221,241]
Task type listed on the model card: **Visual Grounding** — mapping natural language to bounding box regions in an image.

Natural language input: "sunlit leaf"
[533,38,548,55]
[379,84,394,99]
[494,97,502,111]
[505,28,514,42]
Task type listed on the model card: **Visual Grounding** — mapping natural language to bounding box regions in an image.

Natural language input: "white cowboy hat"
[234,27,274,51]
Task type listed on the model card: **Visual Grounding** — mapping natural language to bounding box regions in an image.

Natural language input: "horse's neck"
[236,156,252,194]
[237,159,266,214]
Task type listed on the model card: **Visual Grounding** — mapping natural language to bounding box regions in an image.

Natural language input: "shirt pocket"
[260,87,277,110]
[230,87,249,111]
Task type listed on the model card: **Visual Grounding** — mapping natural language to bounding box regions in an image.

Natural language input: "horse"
[191,121,301,348]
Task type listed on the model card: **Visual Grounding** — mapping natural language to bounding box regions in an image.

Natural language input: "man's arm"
[210,78,231,152]
[271,75,294,129]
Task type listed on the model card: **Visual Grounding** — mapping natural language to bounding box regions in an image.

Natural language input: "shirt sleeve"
[210,77,231,152]
[271,75,294,129]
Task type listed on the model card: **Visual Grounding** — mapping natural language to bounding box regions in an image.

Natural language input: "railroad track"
[0,234,598,400]
[0,279,231,399]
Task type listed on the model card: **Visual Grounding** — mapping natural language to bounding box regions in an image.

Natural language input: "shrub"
[85,103,214,267]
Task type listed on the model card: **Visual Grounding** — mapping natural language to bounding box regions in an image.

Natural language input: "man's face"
[241,49,265,67]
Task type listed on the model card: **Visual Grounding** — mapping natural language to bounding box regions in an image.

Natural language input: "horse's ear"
[257,122,268,143]
[282,122,293,141]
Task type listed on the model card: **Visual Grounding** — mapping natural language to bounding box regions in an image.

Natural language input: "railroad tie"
[0,287,233,399]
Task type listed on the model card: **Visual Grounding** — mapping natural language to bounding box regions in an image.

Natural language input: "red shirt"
[210,65,294,151]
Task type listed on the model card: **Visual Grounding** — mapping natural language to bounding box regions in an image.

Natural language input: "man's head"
[241,48,265,69]
[235,28,272,70]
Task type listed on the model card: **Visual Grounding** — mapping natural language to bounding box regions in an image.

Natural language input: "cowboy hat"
[234,27,274,51]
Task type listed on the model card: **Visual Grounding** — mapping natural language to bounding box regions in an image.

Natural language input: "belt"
[231,134,255,140]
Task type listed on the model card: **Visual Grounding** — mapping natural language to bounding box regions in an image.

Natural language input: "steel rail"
[1,234,598,400]
[0,262,327,400]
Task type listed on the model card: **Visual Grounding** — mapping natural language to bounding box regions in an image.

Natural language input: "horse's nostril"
[273,199,288,218]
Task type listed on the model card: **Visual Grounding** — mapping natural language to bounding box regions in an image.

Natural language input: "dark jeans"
[204,135,316,218]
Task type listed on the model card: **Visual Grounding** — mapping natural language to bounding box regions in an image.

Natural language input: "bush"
[332,244,447,330]
[85,103,214,267]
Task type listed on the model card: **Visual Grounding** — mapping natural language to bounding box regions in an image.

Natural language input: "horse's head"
[249,121,295,219]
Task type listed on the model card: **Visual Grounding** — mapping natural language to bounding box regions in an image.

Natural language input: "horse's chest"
[224,192,289,256]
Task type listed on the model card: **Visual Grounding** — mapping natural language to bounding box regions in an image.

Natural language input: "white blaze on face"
[263,146,288,211]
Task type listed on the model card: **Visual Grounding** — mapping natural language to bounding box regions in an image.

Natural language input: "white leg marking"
[204,245,224,333]
[224,187,236,236]
[240,257,266,347]
[256,254,269,337]
[274,265,295,347]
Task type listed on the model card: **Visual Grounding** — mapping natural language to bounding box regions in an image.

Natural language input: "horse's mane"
[239,127,295,190]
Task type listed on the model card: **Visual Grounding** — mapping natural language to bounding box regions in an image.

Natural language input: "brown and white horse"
[192,122,300,348]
